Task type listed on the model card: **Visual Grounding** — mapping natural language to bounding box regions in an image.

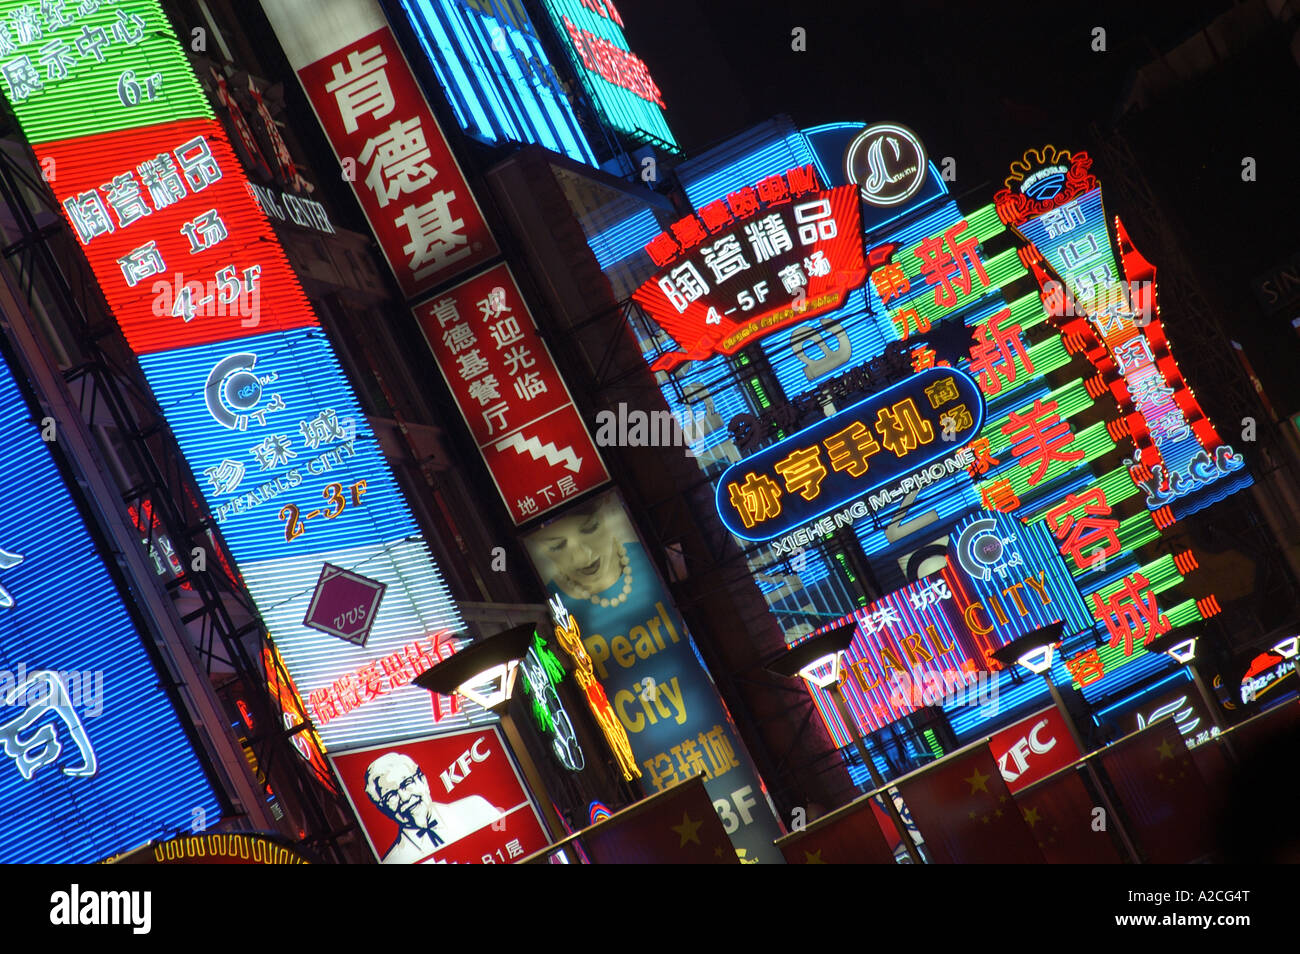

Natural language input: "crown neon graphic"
[1002,144,1073,190]
[495,432,582,473]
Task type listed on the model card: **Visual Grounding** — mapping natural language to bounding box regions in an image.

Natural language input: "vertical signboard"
[262,0,498,298]
[522,491,787,863]
[0,350,220,862]
[331,726,550,863]
[414,263,609,523]
[0,0,485,750]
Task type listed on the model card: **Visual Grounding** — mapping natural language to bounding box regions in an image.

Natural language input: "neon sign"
[0,0,484,750]
[1002,147,1253,520]
[636,167,866,371]
[539,0,679,151]
[519,632,585,772]
[716,368,985,540]
[0,349,219,861]
[548,595,640,780]
[397,0,596,166]
[844,123,927,207]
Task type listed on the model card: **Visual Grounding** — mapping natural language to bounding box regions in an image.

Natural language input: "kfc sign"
[415,264,609,523]
[635,168,866,371]
[332,726,551,864]
[265,0,498,297]
[987,707,1080,794]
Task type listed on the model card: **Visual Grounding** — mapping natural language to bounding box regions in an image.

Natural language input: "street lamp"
[1145,626,1231,748]
[414,623,568,846]
[991,622,1140,863]
[768,623,923,864]
[1272,635,1298,661]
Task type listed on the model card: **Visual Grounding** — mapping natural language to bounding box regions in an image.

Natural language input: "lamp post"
[1144,627,1237,757]
[768,623,923,864]
[413,623,569,849]
[991,622,1141,864]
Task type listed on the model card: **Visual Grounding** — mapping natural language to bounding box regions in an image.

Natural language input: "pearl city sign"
[0,0,488,750]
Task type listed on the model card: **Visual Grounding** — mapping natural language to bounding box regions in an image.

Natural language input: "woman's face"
[539,510,620,590]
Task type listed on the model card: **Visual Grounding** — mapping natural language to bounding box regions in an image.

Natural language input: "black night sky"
[617,0,1300,414]
[619,0,1232,176]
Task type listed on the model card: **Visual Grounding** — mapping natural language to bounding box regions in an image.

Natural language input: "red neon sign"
[635,168,866,371]
[43,119,318,355]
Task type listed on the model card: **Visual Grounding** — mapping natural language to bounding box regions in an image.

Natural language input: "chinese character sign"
[717,368,984,540]
[521,492,787,863]
[287,15,498,297]
[331,727,550,864]
[0,351,219,862]
[803,570,988,739]
[946,509,1094,660]
[635,174,866,371]
[415,263,609,524]
[0,0,482,750]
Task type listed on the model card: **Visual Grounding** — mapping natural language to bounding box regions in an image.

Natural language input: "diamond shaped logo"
[303,564,386,647]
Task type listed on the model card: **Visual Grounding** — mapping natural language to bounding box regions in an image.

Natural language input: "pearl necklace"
[566,545,633,608]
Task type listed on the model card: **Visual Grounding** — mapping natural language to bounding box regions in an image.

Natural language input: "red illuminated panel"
[39,119,319,354]
[987,706,1081,794]
[414,263,608,524]
[296,25,498,298]
[635,184,866,372]
[262,645,337,793]
[331,726,551,865]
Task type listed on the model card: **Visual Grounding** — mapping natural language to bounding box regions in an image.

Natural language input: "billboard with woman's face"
[522,491,786,863]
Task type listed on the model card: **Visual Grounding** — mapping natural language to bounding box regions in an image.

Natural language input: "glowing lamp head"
[1166,638,1197,665]
[797,651,842,689]
[1146,628,1201,665]
[1017,644,1055,675]
[456,660,521,712]
[1273,635,1299,660]
[990,621,1066,677]
[414,622,537,711]
[766,621,857,686]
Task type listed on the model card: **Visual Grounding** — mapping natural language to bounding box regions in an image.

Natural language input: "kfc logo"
[997,719,1058,784]
[988,707,1080,794]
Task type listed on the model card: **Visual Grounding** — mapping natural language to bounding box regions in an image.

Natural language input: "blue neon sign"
[0,353,219,862]
[399,0,597,166]
[138,328,419,562]
[716,368,985,541]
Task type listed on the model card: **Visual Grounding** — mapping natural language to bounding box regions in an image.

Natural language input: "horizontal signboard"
[716,368,984,540]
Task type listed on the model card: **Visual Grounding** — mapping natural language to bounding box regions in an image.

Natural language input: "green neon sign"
[0,0,212,143]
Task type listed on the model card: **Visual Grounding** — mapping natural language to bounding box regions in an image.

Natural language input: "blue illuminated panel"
[399,0,597,166]
[678,128,820,209]
[946,510,1095,647]
[139,328,418,561]
[0,354,219,862]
